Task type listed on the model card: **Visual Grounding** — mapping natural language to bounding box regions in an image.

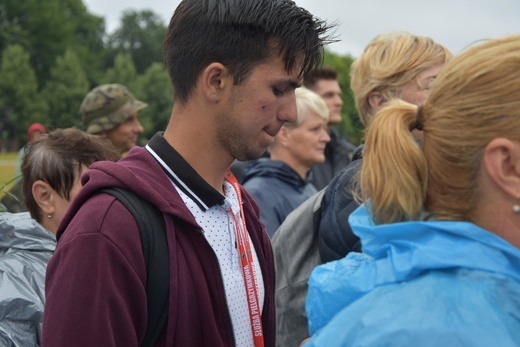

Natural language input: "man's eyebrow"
[273,78,302,88]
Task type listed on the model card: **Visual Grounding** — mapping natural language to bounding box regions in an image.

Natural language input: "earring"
[513,205,520,214]
[47,214,52,219]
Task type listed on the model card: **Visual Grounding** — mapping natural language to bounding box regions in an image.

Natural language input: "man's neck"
[163,120,232,194]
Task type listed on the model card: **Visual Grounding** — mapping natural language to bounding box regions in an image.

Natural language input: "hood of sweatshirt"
[56,144,198,241]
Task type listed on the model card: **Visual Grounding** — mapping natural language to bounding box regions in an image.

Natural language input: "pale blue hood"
[305,204,520,346]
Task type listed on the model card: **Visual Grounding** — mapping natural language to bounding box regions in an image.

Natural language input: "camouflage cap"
[80,84,148,134]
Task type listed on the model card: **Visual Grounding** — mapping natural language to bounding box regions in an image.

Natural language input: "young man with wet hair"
[42,0,335,346]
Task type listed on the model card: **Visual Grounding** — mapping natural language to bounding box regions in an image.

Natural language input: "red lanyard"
[225,169,264,347]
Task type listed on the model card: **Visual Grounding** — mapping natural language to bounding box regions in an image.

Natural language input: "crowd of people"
[0,0,519,346]
[273,31,453,346]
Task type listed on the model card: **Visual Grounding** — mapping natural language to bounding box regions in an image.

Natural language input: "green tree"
[0,44,48,142]
[101,53,139,92]
[323,50,363,144]
[107,10,166,74]
[42,49,90,129]
[134,62,173,140]
[0,0,106,86]
[66,1,108,85]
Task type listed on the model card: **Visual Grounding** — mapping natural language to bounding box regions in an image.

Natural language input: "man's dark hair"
[163,0,336,104]
[303,66,339,89]
[22,128,120,222]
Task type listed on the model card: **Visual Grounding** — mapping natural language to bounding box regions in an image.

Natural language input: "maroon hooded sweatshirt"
[41,142,276,346]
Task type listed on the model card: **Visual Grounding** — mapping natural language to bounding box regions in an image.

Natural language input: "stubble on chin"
[236,148,268,161]
[231,137,269,161]
[215,122,262,161]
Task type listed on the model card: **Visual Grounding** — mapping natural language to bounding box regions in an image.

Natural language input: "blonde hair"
[350,32,452,126]
[287,87,329,127]
[361,35,520,224]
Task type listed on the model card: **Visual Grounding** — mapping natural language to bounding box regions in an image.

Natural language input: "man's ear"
[32,180,55,217]
[201,62,231,103]
[368,91,384,111]
[483,138,520,199]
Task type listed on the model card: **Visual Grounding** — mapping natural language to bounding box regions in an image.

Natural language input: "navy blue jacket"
[318,146,363,263]
[242,158,317,237]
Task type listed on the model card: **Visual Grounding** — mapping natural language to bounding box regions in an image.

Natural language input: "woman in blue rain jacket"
[305,35,520,347]
[306,204,520,346]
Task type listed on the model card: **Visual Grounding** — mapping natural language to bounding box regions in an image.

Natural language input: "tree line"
[0,0,362,150]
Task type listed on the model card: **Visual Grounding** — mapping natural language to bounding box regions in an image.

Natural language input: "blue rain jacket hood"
[305,204,520,347]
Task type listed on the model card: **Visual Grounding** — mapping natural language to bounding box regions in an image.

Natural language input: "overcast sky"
[83,0,519,57]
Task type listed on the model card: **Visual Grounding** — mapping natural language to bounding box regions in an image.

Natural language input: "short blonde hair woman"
[351,32,452,126]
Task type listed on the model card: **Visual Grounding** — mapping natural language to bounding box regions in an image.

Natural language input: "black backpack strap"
[100,188,169,347]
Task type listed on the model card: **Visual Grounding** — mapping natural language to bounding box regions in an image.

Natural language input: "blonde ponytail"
[360,99,428,224]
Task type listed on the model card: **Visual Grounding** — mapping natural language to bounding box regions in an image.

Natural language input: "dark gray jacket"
[271,146,364,346]
[272,190,326,347]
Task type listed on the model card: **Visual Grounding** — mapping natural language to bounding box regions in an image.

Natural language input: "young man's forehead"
[254,54,305,77]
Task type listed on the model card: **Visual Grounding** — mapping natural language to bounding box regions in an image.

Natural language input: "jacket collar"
[146,133,225,211]
[349,203,520,284]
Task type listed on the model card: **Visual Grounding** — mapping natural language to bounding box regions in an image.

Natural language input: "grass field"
[0,152,18,198]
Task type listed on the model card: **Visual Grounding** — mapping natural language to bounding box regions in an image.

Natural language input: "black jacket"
[309,128,355,191]
[318,145,363,263]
